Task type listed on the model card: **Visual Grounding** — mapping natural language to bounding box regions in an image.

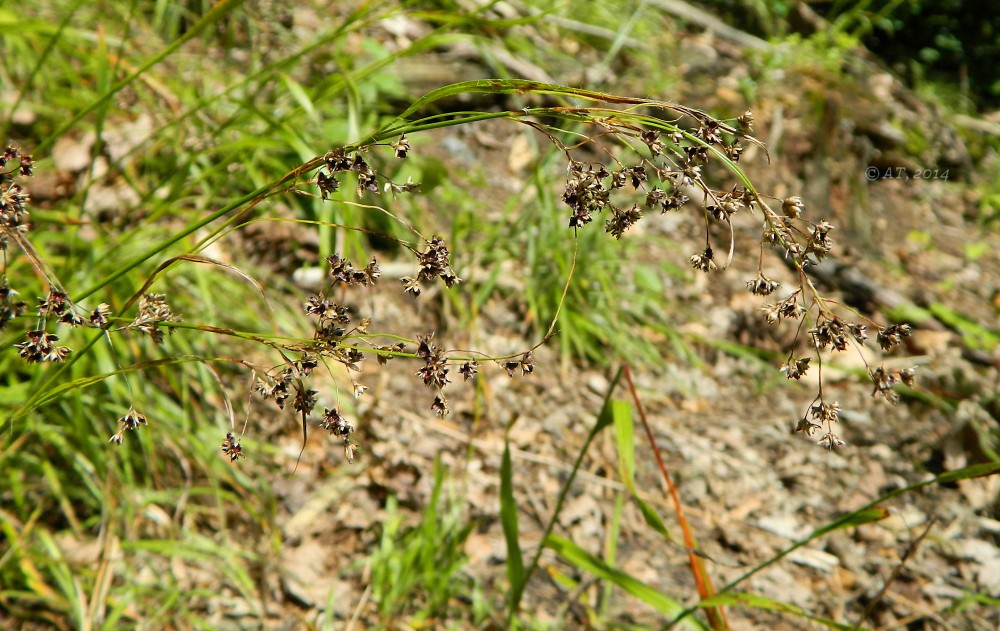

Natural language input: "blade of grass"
[545,534,708,630]
[34,0,251,155]
[694,592,857,630]
[0,0,88,137]
[610,398,673,542]
[600,492,625,619]
[500,437,525,614]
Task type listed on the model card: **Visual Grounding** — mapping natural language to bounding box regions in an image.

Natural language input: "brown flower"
[221,431,245,462]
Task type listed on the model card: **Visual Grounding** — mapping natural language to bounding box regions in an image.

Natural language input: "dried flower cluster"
[3,147,115,343]
[220,431,245,462]
[2,95,919,462]
[14,329,71,363]
[780,306,914,447]
[319,407,356,463]
[3,147,201,445]
[129,293,181,344]
[317,143,419,201]
[225,109,912,460]
[0,145,32,227]
[531,106,917,449]
[1,146,33,331]
[327,253,381,287]
[216,136,545,460]
[411,333,490,418]
[108,408,148,445]
[255,354,319,411]
[402,236,461,297]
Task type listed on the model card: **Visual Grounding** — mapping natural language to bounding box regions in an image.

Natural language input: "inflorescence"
[3,98,918,460]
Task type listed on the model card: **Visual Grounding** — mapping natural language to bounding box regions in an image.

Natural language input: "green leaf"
[695,593,859,630]
[279,72,317,120]
[547,565,579,591]
[635,498,673,541]
[811,507,890,538]
[611,399,636,487]
[595,396,622,434]
[928,302,1000,350]
[545,534,708,630]
[500,441,525,595]
[936,461,1000,483]
[611,399,672,541]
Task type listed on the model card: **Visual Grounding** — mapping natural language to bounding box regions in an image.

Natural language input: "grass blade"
[610,397,673,541]
[936,461,1000,483]
[35,0,251,155]
[810,507,891,538]
[500,439,525,609]
[695,593,858,630]
[545,534,708,630]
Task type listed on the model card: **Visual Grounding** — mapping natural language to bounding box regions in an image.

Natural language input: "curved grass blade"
[936,461,1000,483]
[500,439,525,608]
[545,533,708,630]
[609,398,673,541]
[695,593,857,631]
[122,254,271,313]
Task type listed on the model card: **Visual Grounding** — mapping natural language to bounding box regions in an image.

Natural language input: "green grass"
[440,150,682,366]
[366,458,489,628]
[0,1,408,625]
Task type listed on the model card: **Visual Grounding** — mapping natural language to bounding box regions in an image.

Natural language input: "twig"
[852,518,937,630]
[346,582,371,631]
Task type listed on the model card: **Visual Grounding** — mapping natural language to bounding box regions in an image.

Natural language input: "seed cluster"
[130,293,181,344]
[402,236,461,297]
[220,431,245,462]
[109,408,148,446]
[1,98,920,460]
[536,106,917,449]
[1,147,33,331]
[289,135,535,435]
[3,146,165,448]
[264,135,487,458]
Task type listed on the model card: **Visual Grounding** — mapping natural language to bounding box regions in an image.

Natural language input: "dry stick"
[346,583,371,631]
[851,518,937,631]
[621,364,729,631]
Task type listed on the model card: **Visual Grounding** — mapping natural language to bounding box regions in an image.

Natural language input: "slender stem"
[622,364,729,630]
[513,366,624,618]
